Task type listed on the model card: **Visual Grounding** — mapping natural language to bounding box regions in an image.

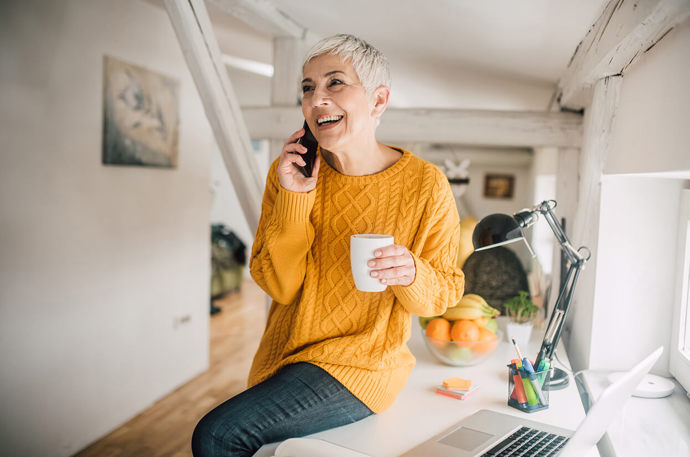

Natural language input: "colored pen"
[510,360,528,406]
[512,339,547,406]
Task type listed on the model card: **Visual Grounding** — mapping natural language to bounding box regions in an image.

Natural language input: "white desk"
[255,317,592,456]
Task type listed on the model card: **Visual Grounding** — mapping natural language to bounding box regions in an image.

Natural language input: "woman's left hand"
[368,245,416,287]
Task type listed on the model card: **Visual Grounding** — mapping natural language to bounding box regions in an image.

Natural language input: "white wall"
[210,140,269,255]
[566,19,690,373]
[0,1,215,455]
[590,177,684,373]
[418,146,534,221]
[530,148,558,275]
[604,20,690,176]
[389,57,555,110]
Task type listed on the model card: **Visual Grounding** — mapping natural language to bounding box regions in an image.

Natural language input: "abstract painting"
[103,56,179,168]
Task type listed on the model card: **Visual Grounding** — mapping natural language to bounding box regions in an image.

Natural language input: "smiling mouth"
[316,115,343,127]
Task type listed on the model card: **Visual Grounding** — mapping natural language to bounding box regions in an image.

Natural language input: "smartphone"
[294,120,318,178]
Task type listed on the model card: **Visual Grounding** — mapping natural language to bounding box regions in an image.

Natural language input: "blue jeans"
[191,362,374,457]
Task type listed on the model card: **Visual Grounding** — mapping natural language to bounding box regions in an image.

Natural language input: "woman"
[192,34,464,456]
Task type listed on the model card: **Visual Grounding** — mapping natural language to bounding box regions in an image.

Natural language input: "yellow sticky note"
[442,377,472,391]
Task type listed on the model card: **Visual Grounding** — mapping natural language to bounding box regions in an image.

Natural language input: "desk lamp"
[472,200,591,390]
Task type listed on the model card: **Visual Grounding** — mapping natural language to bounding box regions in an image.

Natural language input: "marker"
[536,359,551,387]
[509,360,528,406]
[512,339,547,406]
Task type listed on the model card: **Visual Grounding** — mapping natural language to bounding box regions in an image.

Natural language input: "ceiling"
[272,0,606,85]
[202,0,608,110]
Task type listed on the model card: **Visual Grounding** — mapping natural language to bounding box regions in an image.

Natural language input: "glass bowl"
[422,328,502,366]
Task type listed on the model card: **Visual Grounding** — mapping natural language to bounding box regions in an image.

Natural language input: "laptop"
[401,346,663,457]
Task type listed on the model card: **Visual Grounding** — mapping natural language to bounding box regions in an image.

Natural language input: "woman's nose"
[310,86,330,106]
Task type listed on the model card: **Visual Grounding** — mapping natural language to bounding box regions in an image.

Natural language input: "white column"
[566,75,622,371]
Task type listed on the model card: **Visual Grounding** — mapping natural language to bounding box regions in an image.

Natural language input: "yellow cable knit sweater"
[248,147,465,413]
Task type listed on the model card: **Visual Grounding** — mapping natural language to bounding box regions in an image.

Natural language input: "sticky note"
[436,385,479,400]
[442,377,472,391]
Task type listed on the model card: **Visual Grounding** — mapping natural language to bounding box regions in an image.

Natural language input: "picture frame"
[484,174,515,199]
[102,55,180,168]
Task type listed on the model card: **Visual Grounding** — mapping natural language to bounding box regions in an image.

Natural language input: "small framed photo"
[484,174,515,199]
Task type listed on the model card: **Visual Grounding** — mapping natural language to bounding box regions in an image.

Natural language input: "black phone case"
[295,121,318,178]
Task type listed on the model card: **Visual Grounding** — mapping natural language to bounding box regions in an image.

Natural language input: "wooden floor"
[74,279,266,457]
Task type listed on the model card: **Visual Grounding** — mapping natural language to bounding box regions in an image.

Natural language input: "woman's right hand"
[277,128,321,193]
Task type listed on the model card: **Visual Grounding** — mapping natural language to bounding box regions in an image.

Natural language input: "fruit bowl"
[422,328,502,366]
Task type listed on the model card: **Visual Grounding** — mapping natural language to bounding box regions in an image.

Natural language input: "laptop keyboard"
[481,427,569,456]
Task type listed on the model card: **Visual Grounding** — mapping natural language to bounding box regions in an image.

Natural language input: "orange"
[425,318,451,341]
[474,326,499,353]
[450,319,480,342]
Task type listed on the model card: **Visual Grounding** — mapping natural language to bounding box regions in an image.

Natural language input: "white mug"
[350,234,394,292]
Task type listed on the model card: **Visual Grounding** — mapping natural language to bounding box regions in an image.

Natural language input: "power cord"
[553,348,592,411]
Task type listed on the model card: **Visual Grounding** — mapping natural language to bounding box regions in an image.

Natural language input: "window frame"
[670,189,690,392]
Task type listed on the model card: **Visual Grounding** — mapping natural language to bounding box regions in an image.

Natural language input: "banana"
[442,305,485,320]
[453,294,501,317]
[460,293,486,306]
[442,294,501,321]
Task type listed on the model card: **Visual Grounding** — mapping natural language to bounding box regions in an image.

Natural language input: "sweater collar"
[319,146,411,183]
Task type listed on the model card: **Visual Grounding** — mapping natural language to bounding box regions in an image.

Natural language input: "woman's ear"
[370,85,390,120]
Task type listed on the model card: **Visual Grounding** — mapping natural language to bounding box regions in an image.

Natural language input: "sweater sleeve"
[390,170,465,316]
[249,161,316,304]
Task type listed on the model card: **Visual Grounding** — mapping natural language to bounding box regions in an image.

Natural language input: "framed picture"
[102,55,179,168]
[484,174,515,199]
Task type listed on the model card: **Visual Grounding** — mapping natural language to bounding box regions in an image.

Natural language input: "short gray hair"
[302,34,391,95]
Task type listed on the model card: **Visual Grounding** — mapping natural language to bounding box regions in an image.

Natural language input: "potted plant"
[504,291,539,348]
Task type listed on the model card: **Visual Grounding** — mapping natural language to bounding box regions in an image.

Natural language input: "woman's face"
[301,54,378,153]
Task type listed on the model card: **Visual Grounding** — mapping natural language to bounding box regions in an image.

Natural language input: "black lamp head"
[472,213,526,251]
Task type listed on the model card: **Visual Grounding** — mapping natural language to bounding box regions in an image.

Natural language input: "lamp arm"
[534,258,585,369]
[528,201,591,369]
[535,201,585,265]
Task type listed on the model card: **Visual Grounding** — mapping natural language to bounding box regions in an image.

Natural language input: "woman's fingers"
[367,253,411,270]
[279,129,306,163]
[283,142,307,158]
[371,265,415,279]
[373,244,407,259]
[284,128,305,146]
[279,143,308,168]
[277,129,319,193]
[367,244,416,286]
[378,274,415,286]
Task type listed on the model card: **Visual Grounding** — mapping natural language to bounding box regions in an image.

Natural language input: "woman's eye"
[302,85,314,94]
[329,79,343,87]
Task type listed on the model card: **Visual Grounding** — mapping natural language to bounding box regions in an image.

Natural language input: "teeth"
[317,115,343,125]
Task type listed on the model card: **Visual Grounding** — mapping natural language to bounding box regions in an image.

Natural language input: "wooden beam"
[269,37,304,162]
[241,106,583,148]
[558,0,690,110]
[567,75,622,370]
[207,0,305,38]
[271,37,304,106]
[419,148,533,168]
[165,0,263,233]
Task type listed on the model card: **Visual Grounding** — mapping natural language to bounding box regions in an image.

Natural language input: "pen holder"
[507,363,553,413]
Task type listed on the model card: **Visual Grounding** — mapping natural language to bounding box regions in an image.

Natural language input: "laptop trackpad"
[438,426,495,450]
